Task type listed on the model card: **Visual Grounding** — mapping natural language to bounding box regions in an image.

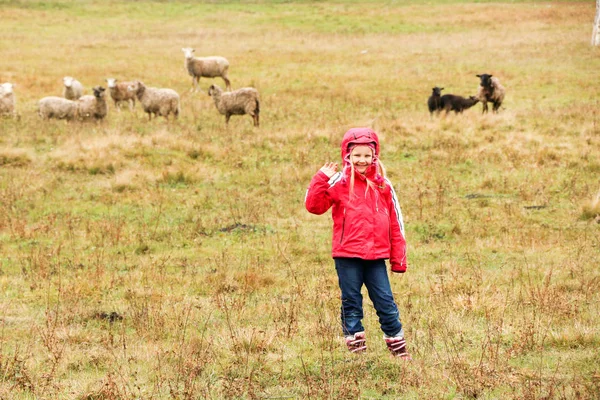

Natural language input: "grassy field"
[1,0,599,398]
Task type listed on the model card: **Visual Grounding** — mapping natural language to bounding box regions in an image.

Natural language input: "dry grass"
[0,0,599,398]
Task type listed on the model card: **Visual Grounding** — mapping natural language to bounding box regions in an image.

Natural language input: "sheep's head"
[128,81,144,96]
[182,47,195,59]
[93,86,106,99]
[432,87,443,96]
[125,81,141,93]
[0,83,14,95]
[63,76,75,88]
[208,84,221,97]
[106,78,117,88]
[476,74,493,88]
[469,95,479,103]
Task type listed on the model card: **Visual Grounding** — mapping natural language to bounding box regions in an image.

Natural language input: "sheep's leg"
[481,101,488,114]
[223,77,231,91]
[225,113,231,125]
[493,101,501,113]
[129,99,134,112]
[250,111,259,127]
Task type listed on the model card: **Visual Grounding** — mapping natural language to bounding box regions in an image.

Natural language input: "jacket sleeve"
[305,171,335,215]
[387,182,408,273]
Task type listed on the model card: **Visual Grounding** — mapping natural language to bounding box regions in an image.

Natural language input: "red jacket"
[305,169,408,272]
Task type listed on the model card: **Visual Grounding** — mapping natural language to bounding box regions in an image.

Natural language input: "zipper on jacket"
[340,208,346,244]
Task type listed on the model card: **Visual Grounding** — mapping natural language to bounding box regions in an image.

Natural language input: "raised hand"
[319,162,339,178]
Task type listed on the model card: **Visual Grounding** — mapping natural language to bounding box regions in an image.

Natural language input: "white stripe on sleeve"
[385,178,405,237]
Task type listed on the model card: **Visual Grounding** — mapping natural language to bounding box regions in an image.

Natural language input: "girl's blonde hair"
[348,146,387,197]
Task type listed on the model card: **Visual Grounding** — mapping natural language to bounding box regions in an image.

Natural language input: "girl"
[305,127,411,359]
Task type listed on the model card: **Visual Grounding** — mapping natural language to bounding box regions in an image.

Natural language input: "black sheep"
[427,86,444,116]
[440,94,479,114]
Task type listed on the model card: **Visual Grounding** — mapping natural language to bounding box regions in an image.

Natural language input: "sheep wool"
[208,84,260,127]
[476,74,505,114]
[63,76,84,100]
[440,94,479,115]
[0,82,16,117]
[427,86,444,116]
[38,96,79,120]
[77,86,108,121]
[131,81,180,121]
[106,78,138,111]
[182,47,231,92]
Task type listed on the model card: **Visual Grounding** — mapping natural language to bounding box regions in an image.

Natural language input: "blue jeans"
[335,258,403,337]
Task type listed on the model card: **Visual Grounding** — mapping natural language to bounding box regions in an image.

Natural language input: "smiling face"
[350,145,374,174]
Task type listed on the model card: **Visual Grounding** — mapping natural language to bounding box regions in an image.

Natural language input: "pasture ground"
[1,1,599,398]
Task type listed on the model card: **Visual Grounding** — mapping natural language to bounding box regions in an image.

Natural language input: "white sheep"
[77,86,108,121]
[38,96,78,120]
[129,81,180,121]
[182,47,231,92]
[63,76,84,100]
[208,84,260,127]
[0,82,16,117]
[106,78,138,111]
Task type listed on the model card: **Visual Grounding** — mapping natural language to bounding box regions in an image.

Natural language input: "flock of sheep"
[0,47,261,127]
[1,62,505,125]
[428,74,506,116]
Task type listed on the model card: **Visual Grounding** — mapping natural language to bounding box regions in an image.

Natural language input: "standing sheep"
[77,86,109,122]
[38,97,79,121]
[208,84,260,127]
[0,82,16,118]
[427,86,444,116]
[130,81,180,121]
[106,78,138,111]
[440,94,479,115]
[182,47,231,92]
[63,76,84,100]
[476,74,505,114]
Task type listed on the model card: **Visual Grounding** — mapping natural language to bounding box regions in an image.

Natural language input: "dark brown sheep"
[440,94,479,114]
[476,74,505,113]
[427,86,444,116]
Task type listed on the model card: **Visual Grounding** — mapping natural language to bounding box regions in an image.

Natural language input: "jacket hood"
[340,127,383,184]
[341,127,380,160]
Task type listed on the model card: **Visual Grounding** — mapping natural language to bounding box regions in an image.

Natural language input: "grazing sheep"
[77,86,108,121]
[476,74,505,114]
[427,86,444,116]
[208,84,260,127]
[38,96,78,120]
[106,78,138,111]
[182,47,231,92]
[63,76,84,100]
[440,94,479,115]
[0,82,16,117]
[130,81,180,121]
